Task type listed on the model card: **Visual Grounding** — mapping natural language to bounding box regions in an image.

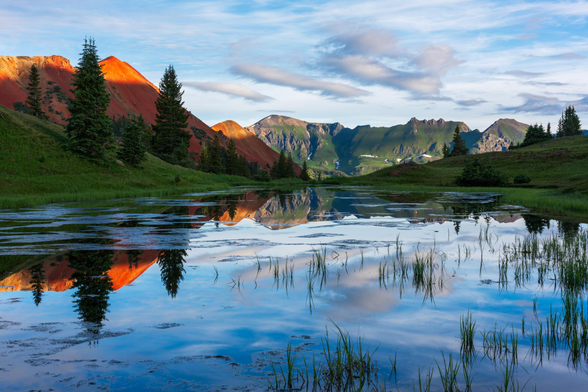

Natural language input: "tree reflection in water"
[157,249,187,299]
[28,262,45,307]
[68,250,115,334]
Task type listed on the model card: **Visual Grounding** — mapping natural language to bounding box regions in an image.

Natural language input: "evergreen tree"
[299,160,311,181]
[277,150,288,178]
[152,65,191,165]
[209,134,223,174]
[270,160,278,179]
[449,125,468,156]
[557,105,582,137]
[25,64,47,119]
[286,153,296,178]
[442,143,449,158]
[198,143,210,172]
[546,122,552,137]
[225,139,238,175]
[521,123,552,147]
[118,115,147,165]
[238,155,251,178]
[65,38,113,160]
[254,169,272,182]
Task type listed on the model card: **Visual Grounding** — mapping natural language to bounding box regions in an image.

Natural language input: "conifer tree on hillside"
[26,64,47,120]
[209,134,223,174]
[520,123,552,147]
[225,139,238,175]
[286,153,296,178]
[118,115,147,165]
[442,143,449,158]
[238,155,251,178]
[66,38,113,160]
[152,65,191,166]
[198,143,210,172]
[449,125,468,156]
[299,160,311,181]
[279,150,288,178]
[557,106,582,137]
[270,160,278,179]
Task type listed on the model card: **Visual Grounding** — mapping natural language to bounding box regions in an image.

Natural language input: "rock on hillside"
[0,55,279,170]
[470,119,528,152]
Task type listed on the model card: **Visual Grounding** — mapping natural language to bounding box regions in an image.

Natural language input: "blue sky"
[2,0,588,129]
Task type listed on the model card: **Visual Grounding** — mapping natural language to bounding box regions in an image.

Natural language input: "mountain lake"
[0,187,587,391]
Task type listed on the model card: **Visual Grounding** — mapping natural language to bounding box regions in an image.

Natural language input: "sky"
[2,0,588,129]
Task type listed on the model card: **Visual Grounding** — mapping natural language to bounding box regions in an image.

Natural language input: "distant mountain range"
[0,55,286,171]
[245,115,529,175]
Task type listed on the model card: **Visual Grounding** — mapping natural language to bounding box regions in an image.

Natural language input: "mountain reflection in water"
[0,187,585,391]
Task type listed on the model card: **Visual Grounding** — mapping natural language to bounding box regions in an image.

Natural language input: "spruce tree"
[442,143,449,158]
[277,150,288,178]
[449,125,468,156]
[299,160,311,181]
[152,65,191,165]
[286,153,296,178]
[521,123,552,147]
[209,134,223,174]
[238,155,251,178]
[198,143,210,172]
[270,160,278,179]
[557,105,582,137]
[26,64,47,119]
[225,139,238,175]
[66,38,113,160]
[118,115,147,165]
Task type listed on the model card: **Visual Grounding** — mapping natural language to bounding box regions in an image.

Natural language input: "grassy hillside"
[0,105,254,208]
[326,135,588,218]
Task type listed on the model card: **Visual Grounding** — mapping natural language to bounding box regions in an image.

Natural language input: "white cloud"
[230,63,369,99]
[184,81,273,102]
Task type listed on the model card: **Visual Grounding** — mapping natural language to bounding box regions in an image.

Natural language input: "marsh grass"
[267,322,379,391]
[258,220,588,390]
[460,311,477,357]
[435,350,460,392]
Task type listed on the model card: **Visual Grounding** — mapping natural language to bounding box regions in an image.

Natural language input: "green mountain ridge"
[246,115,529,175]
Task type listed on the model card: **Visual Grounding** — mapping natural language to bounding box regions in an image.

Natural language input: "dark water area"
[0,187,587,391]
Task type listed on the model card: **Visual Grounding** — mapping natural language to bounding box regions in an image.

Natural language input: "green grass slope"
[485,118,528,141]
[334,119,466,175]
[327,135,588,218]
[0,105,253,208]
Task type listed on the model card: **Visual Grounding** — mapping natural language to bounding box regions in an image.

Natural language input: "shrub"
[455,157,507,187]
[253,169,272,182]
[514,174,531,184]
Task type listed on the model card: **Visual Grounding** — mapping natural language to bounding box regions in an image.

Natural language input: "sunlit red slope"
[212,120,299,173]
[0,250,159,293]
[0,55,280,169]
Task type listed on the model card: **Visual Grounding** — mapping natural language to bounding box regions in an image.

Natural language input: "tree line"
[510,106,582,149]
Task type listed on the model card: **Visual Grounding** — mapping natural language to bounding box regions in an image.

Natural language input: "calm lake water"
[0,187,587,391]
